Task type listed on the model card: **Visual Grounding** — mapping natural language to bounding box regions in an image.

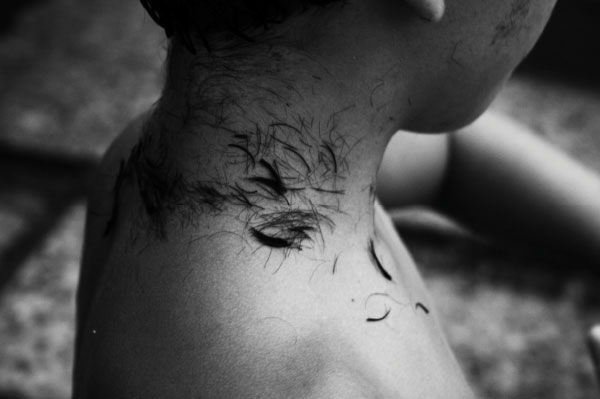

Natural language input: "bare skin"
[75,114,474,398]
[73,0,560,397]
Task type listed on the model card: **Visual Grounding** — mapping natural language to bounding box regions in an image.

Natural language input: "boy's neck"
[138,45,407,248]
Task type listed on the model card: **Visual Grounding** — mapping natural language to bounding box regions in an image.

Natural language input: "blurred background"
[0,0,599,398]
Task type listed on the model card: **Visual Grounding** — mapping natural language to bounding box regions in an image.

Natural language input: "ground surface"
[0,1,599,398]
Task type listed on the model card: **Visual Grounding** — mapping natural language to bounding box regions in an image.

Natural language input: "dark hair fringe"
[139,0,340,53]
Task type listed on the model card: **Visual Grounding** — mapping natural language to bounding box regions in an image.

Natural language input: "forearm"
[436,111,600,264]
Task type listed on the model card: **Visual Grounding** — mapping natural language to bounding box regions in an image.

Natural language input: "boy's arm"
[377,130,451,208]
[434,111,600,264]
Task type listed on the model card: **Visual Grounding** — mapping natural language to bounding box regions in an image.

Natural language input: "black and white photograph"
[0,0,599,398]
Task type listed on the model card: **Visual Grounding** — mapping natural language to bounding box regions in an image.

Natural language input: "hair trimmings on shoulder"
[139,0,341,52]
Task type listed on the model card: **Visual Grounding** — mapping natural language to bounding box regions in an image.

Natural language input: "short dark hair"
[140,0,341,52]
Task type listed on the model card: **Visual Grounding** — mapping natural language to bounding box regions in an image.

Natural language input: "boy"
[73,0,600,397]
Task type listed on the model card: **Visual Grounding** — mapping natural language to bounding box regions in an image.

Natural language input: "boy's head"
[142,0,556,132]
[140,0,342,52]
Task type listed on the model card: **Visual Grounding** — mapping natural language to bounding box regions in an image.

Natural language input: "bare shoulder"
[77,224,374,398]
[75,117,467,398]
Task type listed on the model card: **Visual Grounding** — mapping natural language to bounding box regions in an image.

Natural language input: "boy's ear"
[404,0,445,22]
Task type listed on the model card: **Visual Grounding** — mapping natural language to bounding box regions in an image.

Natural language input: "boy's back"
[74,115,475,398]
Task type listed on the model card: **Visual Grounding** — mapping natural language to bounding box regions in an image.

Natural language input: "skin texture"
[73,0,558,397]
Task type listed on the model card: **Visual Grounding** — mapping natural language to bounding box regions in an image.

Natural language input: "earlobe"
[404,0,445,22]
